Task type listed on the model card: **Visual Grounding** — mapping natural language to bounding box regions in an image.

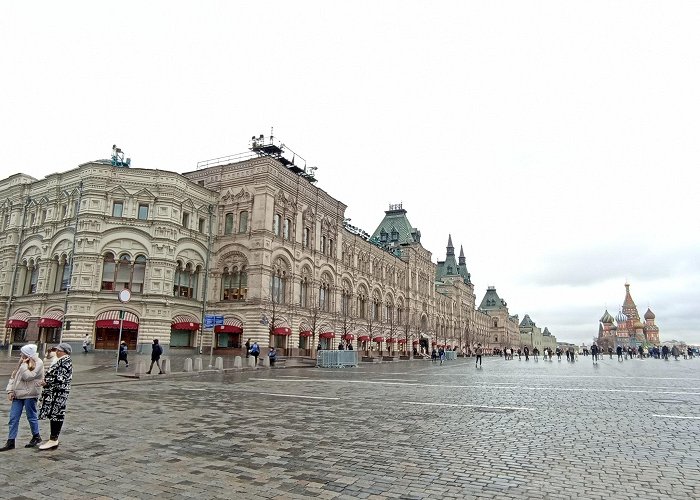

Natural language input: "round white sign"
[118,288,131,303]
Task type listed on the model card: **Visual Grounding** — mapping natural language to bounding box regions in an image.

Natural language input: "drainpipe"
[4,194,31,350]
[59,180,83,345]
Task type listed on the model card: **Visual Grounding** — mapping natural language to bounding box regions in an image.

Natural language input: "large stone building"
[1,137,539,355]
[596,283,660,349]
[518,314,558,352]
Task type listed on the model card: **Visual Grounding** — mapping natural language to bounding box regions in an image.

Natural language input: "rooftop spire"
[446,234,454,256]
[459,245,466,265]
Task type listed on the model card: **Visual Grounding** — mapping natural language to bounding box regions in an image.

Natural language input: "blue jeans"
[8,397,39,439]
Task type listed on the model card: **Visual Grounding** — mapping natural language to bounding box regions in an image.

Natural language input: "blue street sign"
[205,315,224,329]
[214,315,224,326]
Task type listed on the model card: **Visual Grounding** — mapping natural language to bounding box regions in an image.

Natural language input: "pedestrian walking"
[1,344,45,451]
[250,341,260,365]
[591,343,599,363]
[475,343,483,367]
[439,347,445,365]
[146,339,164,374]
[608,347,613,359]
[38,343,73,450]
[118,341,129,368]
[245,338,251,358]
[671,345,680,360]
[517,349,522,361]
[431,347,438,362]
[533,348,539,362]
[565,349,571,362]
[523,346,530,361]
[82,334,91,353]
[616,345,623,361]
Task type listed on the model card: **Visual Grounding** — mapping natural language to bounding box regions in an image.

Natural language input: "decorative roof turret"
[458,245,466,266]
[446,234,454,257]
[479,286,507,310]
[616,310,628,324]
[543,327,551,336]
[644,308,656,320]
[519,314,536,328]
[599,310,615,324]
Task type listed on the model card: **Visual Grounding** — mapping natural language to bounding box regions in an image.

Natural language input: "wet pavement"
[1,354,699,499]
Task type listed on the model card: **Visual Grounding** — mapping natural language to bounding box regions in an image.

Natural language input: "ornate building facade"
[1,138,541,355]
[596,283,660,349]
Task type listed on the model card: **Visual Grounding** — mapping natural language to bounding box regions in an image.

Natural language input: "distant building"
[518,314,557,351]
[596,283,660,350]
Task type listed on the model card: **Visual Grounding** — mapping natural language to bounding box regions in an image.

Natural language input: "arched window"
[222,266,248,301]
[173,261,197,298]
[303,227,310,248]
[358,290,367,319]
[115,254,132,290]
[328,239,334,257]
[54,254,71,292]
[341,289,351,316]
[224,213,234,235]
[372,295,381,321]
[132,255,146,293]
[493,318,498,328]
[385,302,393,323]
[319,281,330,312]
[300,276,308,308]
[101,252,116,290]
[238,211,248,233]
[320,236,326,254]
[24,259,40,294]
[271,270,286,304]
[283,218,291,239]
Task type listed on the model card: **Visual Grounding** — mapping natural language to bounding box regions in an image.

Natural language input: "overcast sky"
[2,1,699,345]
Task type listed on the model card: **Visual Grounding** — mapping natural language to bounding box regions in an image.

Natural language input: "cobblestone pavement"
[1,355,699,499]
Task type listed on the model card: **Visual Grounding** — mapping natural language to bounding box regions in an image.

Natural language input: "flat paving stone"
[1,356,699,498]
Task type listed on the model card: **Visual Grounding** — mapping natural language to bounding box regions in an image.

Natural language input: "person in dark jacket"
[38,343,73,450]
[118,341,129,368]
[146,339,164,374]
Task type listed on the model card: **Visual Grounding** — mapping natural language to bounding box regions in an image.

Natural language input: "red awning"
[273,327,292,336]
[39,310,63,328]
[95,310,139,330]
[299,331,313,337]
[373,336,385,343]
[342,334,355,341]
[6,312,30,329]
[319,332,335,339]
[215,325,243,334]
[358,335,370,342]
[386,338,397,343]
[215,317,243,334]
[172,314,200,331]
[397,338,407,344]
[412,340,419,345]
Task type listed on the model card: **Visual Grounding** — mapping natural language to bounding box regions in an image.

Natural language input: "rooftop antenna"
[270,127,274,144]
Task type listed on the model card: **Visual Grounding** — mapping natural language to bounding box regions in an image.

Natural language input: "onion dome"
[616,310,627,324]
[644,308,655,320]
[599,310,615,324]
[634,320,644,329]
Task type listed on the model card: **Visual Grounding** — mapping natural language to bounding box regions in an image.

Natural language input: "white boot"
[38,439,59,450]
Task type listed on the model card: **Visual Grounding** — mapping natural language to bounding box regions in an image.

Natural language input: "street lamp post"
[116,288,131,372]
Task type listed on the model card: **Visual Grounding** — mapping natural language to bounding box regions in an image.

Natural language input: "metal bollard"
[247,356,256,368]
[233,356,242,369]
[7,344,13,358]
[194,358,203,371]
[161,358,170,374]
[214,356,224,370]
[261,356,270,368]
[184,358,193,372]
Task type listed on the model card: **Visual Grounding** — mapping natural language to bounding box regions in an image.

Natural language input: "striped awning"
[6,312,30,329]
[215,317,243,334]
[397,338,407,344]
[386,337,397,343]
[272,327,292,336]
[342,334,355,341]
[172,314,200,331]
[299,331,313,337]
[319,331,335,339]
[95,310,139,330]
[373,336,385,343]
[39,310,64,328]
[358,335,370,342]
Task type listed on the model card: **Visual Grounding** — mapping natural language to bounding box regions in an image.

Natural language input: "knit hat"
[20,344,37,358]
[56,342,72,354]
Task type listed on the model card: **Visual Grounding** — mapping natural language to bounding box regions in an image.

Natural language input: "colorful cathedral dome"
[616,310,627,324]
[644,308,656,320]
[599,310,615,324]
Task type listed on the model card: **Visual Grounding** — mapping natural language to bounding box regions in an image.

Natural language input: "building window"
[101,252,116,290]
[197,180,204,186]
[182,212,190,228]
[29,213,35,226]
[328,239,334,257]
[55,255,71,292]
[24,260,40,294]
[40,209,47,224]
[224,213,234,235]
[300,277,308,308]
[137,204,149,220]
[342,291,351,316]
[238,211,248,233]
[380,230,388,242]
[493,319,498,327]
[198,218,205,233]
[174,261,198,299]
[222,267,247,300]
[273,213,281,236]
[112,201,123,217]
[60,205,67,219]
[358,294,367,319]
[271,272,286,304]
[303,227,310,248]
[283,218,291,239]
[319,283,330,312]
[391,229,399,241]
[372,299,380,321]
[101,252,147,293]
[321,236,326,254]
